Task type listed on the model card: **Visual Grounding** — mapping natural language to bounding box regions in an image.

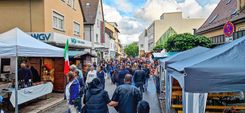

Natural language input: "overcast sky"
[103,0,220,45]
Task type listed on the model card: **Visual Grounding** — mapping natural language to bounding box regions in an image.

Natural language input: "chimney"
[237,0,241,11]
[237,0,245,11]
[241,0,245,9]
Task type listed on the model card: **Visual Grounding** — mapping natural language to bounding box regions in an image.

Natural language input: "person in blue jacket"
[116,65,130,86]
[109,74,142,113]
[65,71,80,113]
[97,66,106,89]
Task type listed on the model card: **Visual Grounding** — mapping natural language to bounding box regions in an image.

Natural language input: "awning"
[68,51,97,58]
[152,52,178,60]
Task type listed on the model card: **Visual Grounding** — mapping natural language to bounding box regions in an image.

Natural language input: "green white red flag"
[64,39,70,75]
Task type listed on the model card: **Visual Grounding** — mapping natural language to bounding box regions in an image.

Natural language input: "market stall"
[0,28,64,110]
[159,46,210,113]
[165,37,245,113]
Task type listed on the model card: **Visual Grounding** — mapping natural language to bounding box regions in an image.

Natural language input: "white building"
[139,12,205,52]
[138,30,149,56]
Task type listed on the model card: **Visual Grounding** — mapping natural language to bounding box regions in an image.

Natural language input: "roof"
[80,0,104,25]
[196,0,245,34]
[78,0,86,22]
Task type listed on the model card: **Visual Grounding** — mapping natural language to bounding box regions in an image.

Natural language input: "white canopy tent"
[0,28,64,57]
[0,28,64,113]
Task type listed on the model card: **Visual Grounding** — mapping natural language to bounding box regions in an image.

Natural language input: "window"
[53,11,64,31]
[209,14,218,24]
[67,0,74,8]
[1,58,10,73]
[141,44,144,48]
[73,22,80,35]
[96,34,98,42]
[97,19,100,28]
[226,0,232,5]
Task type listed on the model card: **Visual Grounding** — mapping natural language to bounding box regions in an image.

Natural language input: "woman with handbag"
[83,78,110,113]
[65,72,80,113]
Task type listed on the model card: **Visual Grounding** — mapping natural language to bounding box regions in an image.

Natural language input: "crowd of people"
[65,58,160,113]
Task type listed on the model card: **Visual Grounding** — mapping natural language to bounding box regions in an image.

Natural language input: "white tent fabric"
[0,28,64,57]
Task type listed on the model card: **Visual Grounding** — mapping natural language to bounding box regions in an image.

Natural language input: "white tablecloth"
[10,82,53,107]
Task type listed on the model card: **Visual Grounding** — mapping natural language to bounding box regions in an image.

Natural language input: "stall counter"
[10,82,53,107]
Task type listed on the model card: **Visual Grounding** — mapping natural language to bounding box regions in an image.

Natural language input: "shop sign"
[70,38,85,45]
[29,33,53,42]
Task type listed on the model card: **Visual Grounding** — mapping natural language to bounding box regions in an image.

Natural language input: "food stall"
[0,28,64,109]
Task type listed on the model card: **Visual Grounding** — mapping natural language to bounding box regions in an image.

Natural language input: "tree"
[164,33,211,52]
[153,44,164,52]
[124,42,139,57]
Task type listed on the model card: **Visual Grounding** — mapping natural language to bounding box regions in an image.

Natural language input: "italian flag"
[64,39,70,75]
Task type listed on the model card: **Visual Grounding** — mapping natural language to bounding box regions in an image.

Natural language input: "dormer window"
[209,14,218,24]
[231,9,237,16]
[86,2,91,7]
[226,0,232,5]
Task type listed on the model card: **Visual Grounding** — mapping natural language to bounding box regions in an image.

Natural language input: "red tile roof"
[196,0,245,34]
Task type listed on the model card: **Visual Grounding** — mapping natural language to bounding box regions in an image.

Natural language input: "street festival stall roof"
[152,52,178,60]
[0,28,64,57]
[159,46,210,113]
[0,28,64,107]
[164,37,245,113]
[68,51,97,59]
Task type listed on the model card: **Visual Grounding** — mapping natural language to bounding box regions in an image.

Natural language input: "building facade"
[105,22,120,60]
[0,0,84,40]
[0,0,89,91]
[196,0,245,45]
[138,30,148,56]
[81,0,105,62]
[140,12,205,52]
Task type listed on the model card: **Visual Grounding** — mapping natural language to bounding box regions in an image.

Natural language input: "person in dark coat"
[18,63,33,87]
[133,65,146,93]
[125,65,133,75]
[137,100,150,113]
[97,66,106,89]
[30,66,41,83]
[84,78,110,113]
[109,74,142,113]
[116,65,130,86]
[142,64,150,91]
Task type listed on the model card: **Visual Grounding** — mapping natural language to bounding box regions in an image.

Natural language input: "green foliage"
[164,33,211,52]
[153,44,164,52]
[124,42,139,57]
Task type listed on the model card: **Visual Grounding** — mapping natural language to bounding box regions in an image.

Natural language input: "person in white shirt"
[86,66,97,85]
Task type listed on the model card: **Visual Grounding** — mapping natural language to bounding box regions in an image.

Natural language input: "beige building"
[196,0,245,45]
[140,12,205,52]
[105,22,121,59]
[0,0,88,48]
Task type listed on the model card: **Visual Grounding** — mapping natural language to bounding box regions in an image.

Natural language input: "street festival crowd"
[64,58,161,113]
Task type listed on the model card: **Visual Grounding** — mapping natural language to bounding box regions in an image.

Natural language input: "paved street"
[43,77,161,113]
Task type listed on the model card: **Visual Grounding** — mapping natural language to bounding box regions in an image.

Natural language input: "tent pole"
[15,57,18,113]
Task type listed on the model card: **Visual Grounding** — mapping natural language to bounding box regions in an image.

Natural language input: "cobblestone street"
[42,77,161,113]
